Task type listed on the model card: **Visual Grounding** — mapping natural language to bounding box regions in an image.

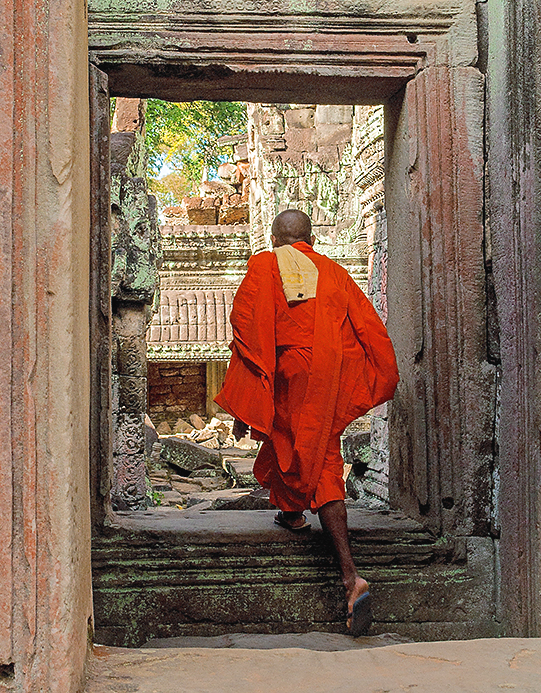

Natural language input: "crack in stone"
[392,651,462,666]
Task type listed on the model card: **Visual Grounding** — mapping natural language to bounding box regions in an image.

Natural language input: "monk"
[215,209,399,636]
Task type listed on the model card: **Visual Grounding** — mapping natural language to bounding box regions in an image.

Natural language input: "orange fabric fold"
[215,242,399,512]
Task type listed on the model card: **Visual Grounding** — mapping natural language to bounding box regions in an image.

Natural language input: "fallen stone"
[187,206,217,224]
[173,418,194,434]
[160,437,222,475]
[213,412,234,422]
[193,429,216,443]
[145,414,159,457]
[195,477,230,492]
[156,421,172,436]
[152,483,172,492]
[160,490,184,506]
[200,437,220,449]
[235,434,259,451]
[215,488,274,511]
[186,488,252,510]
[223,457,258,487]
[217,429,229,444]
[189,413,206,430]
[190,468,225,478]
[219,446,255,459]
[342,430,371,468]
[171,481,204,495]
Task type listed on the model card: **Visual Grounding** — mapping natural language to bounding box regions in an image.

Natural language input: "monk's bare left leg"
[318,500,369,628]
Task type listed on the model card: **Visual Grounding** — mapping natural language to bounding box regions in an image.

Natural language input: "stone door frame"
[88,4,492,540]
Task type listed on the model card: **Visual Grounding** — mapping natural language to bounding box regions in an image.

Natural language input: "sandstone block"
[201,196,217,208]
[187,207,218,225]
[315,123,352,148]
[160,490,184,507]
[218,205,249,225]
[285,108,316,129]
[160,437,222,475]
[217,162,237,182]
[150,384,171,396]
[183,196,202,210]
[285,128,317,152]
[111,97,145,132]
[241,179,250,202]
[259,107,285,136]
[309,146,340,172]
[156,421,172,436]
[189,413,206,430]
[223,457,258,487]
[145,414,159,458]
[181,365,204,375]
[173,418,194,434]
[160,368,181,377]
[263,136,286,150]
[315,105,353,125]
[234,143,248,160]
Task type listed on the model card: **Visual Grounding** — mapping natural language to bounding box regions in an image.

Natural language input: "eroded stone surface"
[85,638,541,693]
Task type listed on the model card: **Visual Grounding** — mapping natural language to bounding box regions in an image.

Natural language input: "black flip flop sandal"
[348,591,373,637]
[274,511,311,532]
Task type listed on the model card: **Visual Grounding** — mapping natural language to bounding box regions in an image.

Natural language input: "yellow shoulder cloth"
[273,245,319,303]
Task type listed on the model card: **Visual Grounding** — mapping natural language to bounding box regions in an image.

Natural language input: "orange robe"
[215,242,399,513]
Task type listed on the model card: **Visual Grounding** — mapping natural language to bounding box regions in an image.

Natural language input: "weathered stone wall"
[148,362,207,427]
[110,99,163,511]
[0,0,93,689]
[247,103,383,289]
[485,0,541,636]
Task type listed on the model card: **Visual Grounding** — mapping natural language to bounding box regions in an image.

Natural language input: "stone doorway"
[88,3,497,644]
[103,94,393,514]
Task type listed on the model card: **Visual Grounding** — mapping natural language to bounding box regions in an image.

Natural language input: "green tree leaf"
[145,100,247,207]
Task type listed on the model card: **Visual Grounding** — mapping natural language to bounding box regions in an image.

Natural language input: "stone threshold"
[103,507,430,544]
[92,508,498,647]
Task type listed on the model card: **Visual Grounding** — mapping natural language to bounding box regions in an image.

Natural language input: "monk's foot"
[345,576,369,630]
[274,510,311,531]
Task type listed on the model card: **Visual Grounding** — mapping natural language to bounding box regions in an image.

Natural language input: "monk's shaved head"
[272,209,313,247]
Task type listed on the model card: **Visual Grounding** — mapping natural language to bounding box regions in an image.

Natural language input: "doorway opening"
[106,96,391,515]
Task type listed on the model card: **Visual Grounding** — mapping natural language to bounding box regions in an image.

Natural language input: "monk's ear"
[271,234,278,247]
[310,234,315,246]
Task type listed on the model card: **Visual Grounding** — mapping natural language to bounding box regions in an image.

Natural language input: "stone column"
[110,100,162,510]
[486,0,541,636]
[367,209,390,503]
[0,0,92,689]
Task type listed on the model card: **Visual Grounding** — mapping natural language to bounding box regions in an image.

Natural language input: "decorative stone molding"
[147,342,232,362]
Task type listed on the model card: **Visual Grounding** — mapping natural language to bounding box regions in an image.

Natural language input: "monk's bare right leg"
[317,500,369,627]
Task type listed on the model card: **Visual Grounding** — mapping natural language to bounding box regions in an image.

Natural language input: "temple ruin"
[2,1,541,690]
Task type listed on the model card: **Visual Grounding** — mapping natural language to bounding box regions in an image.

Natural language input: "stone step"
[92,509,498,647]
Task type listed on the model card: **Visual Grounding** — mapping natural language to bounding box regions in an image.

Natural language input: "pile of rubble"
[145,412,385,513]
[146,413,270,511]
[162,160,250,226]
